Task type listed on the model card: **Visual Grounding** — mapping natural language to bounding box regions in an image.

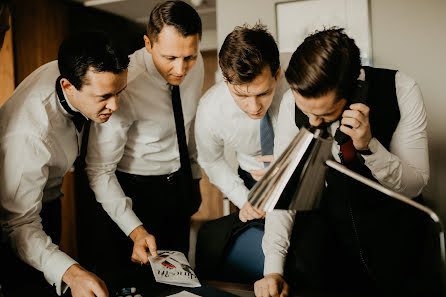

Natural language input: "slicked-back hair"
[285,27,361,101]
[58,31,129,90]
[146,0,202,44]
[219,24,280,85]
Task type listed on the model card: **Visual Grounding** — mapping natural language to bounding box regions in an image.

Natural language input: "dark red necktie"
[340,138,355,164]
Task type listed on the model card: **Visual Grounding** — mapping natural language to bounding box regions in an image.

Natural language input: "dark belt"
[116,170,181,184]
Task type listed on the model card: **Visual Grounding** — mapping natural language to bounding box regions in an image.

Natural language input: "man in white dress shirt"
[254,28,430,297]
[0,32,129,297]
[194,24,289,282]
[85,0,203,271]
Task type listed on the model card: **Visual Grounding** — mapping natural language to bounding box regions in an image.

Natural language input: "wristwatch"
[358,138,378,155]
[357,149,372,155]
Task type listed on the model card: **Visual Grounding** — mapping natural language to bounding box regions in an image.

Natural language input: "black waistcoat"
[291,67,427,293]
[294,66,403,220]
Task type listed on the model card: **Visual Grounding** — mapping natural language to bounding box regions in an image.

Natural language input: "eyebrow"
[162,54,197,58]
[234,88,272,97]
[96,85,127,98]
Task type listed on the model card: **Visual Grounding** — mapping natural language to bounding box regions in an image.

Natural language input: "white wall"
[370,0,446,218]
[216,0,446,218]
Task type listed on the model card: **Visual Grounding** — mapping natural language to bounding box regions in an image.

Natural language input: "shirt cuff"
[42,251,78,295]
[191,163,202,180]
[227,185,250,209]
[263,253,287,276]
[113,209,143,236]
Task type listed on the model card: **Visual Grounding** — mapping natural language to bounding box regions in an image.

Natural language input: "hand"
[129,225,157,264]
[339,103,372,150]
[62,264,108,297]
[249,155,274,181]
[254,273,289,297]
[239,201,266,222]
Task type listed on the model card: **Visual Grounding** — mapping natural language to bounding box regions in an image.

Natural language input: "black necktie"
[55,76,88,132]
[171,85,194,192]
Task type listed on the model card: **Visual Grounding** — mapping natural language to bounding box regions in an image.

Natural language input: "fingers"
[90,278,109,297]
[268,283,280,297]
[349,103,370,116]
[250,167,268,181]
[280,281,289,297]
[66,267,109,297]
[254,277,281,297]
[239,211,248,222]
[146,235,158,257]
[255,155,274,163]
[254,280,262,296]
[131,245,148,264]
[240,202,265,222]
[131,234,157,264]
[340,103,372,150]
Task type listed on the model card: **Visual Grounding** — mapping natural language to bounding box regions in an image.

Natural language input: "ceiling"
[71,0,216,30]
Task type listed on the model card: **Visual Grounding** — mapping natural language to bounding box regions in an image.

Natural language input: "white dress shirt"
[0,61,81,295]
[85,48,204,236]
[195,76,289,208]
[263,70,430,276]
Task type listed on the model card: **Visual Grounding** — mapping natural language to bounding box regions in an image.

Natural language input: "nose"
[308,114,323,127]
[247,97,261,113]
[173,59,185,75]
[106,96,119,112]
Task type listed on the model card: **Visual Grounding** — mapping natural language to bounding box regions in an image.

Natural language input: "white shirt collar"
[61,87,88,119]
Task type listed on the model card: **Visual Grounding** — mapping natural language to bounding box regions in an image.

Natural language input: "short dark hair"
[58,31,129,90]
[285,27,361,101]
[146,1,202,44]
[218,24,280,84]
[219,24,279,85]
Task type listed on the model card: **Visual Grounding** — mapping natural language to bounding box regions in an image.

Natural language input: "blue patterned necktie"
[260,111,274,167]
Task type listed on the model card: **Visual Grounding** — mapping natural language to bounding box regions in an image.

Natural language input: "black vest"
[291,67,429,295]
[294,67,404,216]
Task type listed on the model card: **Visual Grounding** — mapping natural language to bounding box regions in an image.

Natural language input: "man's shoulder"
[197,81,229,114]
[126,48,148,84]
[0,61,59,128]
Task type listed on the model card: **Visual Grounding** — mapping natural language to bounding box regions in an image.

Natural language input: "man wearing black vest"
[0,32,129,297]
[85,0,203,271]
[254,28,429,297]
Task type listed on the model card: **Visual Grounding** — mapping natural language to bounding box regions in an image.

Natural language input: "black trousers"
[116,170,192,255]
[90,170,194,283]
[0,198,69,297]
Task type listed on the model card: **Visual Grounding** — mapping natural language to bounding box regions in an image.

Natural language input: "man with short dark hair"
[255,28,429,297]
[194,24,289,282]
[86,0,204,267]
[0,31,129,297]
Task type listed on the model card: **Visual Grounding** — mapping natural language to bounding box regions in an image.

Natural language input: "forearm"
[7,223,77,295]
[262,210,296,276]
[200,158,250,209]
[87,167,142,235]
[364,137,429,198]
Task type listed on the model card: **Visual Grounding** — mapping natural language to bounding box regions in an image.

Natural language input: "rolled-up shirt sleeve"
[0,134,77,295]
[262,210,296,276]
[85,114,142,236]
